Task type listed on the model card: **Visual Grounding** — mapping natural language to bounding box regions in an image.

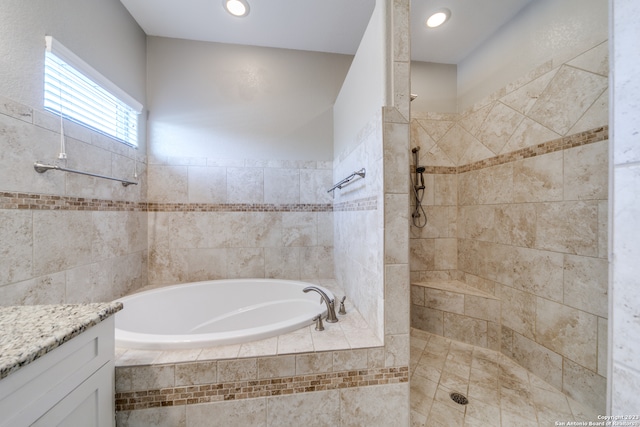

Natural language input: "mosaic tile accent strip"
[115,366,408,411]
[146,203,332,213]
[457,125,608,173]
[333,196,378,212]
[0,193,147,211]
[0,194,332,213]
[419,126,608,175]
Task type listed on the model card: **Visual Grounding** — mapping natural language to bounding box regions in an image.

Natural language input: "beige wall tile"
[528,65,608,135]
[33,211,93,276]
[597,317,608,377]
[227,248,265,278]
[458,170,479,206]
[443,312,488,348]
[385,193,409,264]
[267,390,340,426]
[512,247,564,302]
[257,355,296,379]
[227,167,264,204]
[564,140,608,201]
[175,361,217,386]
[425,288,464,314]
[564,254,608,317]
[500,285,536,340]
[0,210,32,286]
[563,358,606,415]
[513,151,564,203]
[264,247,301,279]
[340,383,410,426]
[494,203,536,247]
[535,201,599,256]
[410,238,435,271]
[333,349,368,371]
[385,264,410,335]
[281,212,317,247]
[502,118,561,153]
[264,168,300,204]
[536,298,598,371]
[434,238,457,270]
[433,174,457,205]
[116,406,186,427]
[186,399,266,427]
[476,102,525,155]
[478,163,513,204]
[500,68,559,114]
[295,352,333,375]
[511,332,562,389]
[411,284,425,307]
[411,305,444,336]
[147,164,188,203]
[476,242,514,286]
[464,295,500,323]
[459,205,495,241]
[438,124,477,165]
[217,358,258,382]
[115,365,175,393]
[385,333,410,367]
[187,166,227,203]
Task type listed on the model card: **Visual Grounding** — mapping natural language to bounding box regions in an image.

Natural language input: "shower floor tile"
[409,328,599,427]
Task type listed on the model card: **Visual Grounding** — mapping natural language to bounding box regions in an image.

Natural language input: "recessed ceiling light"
[224,0,250,17]
[426,9,451,28]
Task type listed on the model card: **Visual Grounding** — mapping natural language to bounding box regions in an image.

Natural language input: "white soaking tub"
[114,279,332,350]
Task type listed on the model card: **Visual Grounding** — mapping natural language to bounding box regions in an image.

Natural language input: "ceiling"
[119,0,536,64]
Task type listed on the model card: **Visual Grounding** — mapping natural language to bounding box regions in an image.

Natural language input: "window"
[43,36,142,147]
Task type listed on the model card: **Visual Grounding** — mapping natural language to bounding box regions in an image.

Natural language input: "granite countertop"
[0,302,123,381]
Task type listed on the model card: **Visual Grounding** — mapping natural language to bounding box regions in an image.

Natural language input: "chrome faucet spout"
[303,286,338,323]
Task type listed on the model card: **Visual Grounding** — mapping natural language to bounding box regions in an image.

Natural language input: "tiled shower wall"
[410,40,608,413]
[146,158,335,285]
[0,96,148,305]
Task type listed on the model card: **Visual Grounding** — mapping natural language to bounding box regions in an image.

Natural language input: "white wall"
[410,61,457,113]
[457,0,608,109]
[332,0,387,159]
[609,0,640,414]
[146,37,352,162]
[0,0,146,108]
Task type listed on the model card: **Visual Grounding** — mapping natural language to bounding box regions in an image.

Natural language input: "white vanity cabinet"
[0,317,116,427]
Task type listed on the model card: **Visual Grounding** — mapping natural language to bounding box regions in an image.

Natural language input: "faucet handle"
[313,314,324,331]
[338,296,347,315]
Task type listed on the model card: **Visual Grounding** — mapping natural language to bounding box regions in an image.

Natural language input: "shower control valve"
[338,296,347,315]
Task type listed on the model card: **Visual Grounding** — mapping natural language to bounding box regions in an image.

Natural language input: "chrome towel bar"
[33,161,138,187]
[327,168,366,193]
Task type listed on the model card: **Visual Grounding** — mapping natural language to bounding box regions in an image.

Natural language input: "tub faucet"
[303,286,338,323]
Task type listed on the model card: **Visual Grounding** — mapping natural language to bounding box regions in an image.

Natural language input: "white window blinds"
[43,36,142,147]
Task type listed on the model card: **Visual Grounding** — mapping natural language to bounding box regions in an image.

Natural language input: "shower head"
[410,94,418,101]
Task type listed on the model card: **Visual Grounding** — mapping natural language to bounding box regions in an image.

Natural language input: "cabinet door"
[31,362,114,427]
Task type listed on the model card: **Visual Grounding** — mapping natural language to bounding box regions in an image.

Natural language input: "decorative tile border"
[115,366,408,411]
[458,125,608,173]
[0,194,333,213]
[146,203,332,213]
[421,126,608,175]
[0,192,147,211]
[333,196,378,212]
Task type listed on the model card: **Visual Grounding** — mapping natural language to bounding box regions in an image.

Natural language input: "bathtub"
[114,279,332,350]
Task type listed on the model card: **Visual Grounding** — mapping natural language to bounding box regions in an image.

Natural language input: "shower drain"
[449,392,469,405]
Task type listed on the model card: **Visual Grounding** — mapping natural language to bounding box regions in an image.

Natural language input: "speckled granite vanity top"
[0,303,122,380]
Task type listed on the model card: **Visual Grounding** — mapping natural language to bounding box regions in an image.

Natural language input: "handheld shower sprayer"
[411,146,427,228]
